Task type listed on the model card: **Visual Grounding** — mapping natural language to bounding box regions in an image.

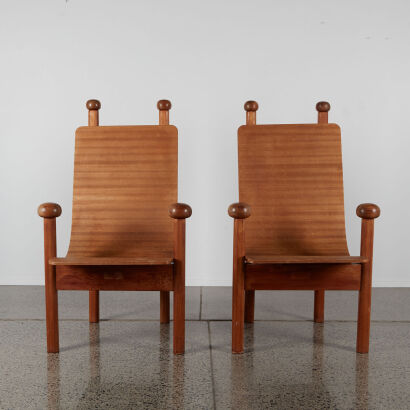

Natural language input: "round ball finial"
[244,101,259,112]
[356,203,380,219]
[316,101,331,112]
[157,100,172,111]
[86,99,101,111]
[169,203,192,219]
[228,202,251,219]
[38,203,62,218]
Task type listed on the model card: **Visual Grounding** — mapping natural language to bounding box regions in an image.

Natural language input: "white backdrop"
[1,0,409,286]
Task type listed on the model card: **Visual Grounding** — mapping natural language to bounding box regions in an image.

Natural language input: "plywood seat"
[50,256,174,266]
[245,255,368,264]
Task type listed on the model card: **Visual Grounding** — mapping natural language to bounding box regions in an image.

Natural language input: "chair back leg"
[244,290,255,323]
[160,291,170,323]
[86,100,101,323]
[89,291,99,323]
[314,290,325,323]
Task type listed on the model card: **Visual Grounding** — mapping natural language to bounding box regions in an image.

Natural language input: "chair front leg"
[173,219,186,354]
[38,203,62,353]
[169,203,192,355]
[232,233,245,353]
[356,203,380,353]
[228,203,250,354]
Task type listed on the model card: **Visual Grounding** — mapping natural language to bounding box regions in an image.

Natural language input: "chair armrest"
[169,203,192,219]
[228,202,251,219]
[356,203,380,219]
[38,203,62,218]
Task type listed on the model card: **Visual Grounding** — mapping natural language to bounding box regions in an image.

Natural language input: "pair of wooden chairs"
[38,99,379,355]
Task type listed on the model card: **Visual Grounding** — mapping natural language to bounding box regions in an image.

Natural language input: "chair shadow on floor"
[47,324,187,408]
[240,322,357,354]
[229,324,370,409]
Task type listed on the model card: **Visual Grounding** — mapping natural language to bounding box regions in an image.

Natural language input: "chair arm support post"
[169,202,190,353]
[37,202,61,353]
[356,203,380,260]
[172,216,187,354]
[232,217,246,353]
[356,203,380,353]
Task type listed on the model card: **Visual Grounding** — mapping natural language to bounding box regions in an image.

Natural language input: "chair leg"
[160,291,170,323]
[45,265,59,353]
[232,218,245,354]
[89,290,99,323]
[173,219,186,355]
[232,278,245,353]
[357,263,372,353]
[244,290,255,323]
[173,284,185,354]
[314,290,325,323]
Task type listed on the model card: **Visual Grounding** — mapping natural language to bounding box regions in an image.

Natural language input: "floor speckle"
[1,286,409,409]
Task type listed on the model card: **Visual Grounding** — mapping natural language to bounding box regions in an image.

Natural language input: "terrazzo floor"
[1,286,410,409]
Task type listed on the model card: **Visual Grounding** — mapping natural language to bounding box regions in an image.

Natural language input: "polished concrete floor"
[1,287,410,409]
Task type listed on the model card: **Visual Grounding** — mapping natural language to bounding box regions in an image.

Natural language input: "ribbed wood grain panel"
[66,125,177,260]
[238,123,349,256]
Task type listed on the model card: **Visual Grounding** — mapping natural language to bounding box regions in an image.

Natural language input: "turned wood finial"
[244,101,258,125]
[86,99,101,111]
[86,99,101,126]
[157,99,172,111]
[169,203,192,219]
[228,202,251,219]
[38,203,62,218]
[316,101,330,112]
[356,203,381,219]
[316,101,330,124]
[244,101,259,112]
[157,99,172,125]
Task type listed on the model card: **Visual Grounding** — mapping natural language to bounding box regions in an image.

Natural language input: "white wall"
[1,0,409,286]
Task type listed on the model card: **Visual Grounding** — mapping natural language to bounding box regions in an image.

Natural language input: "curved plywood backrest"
[238,121,349,256]
[67,125,178,259]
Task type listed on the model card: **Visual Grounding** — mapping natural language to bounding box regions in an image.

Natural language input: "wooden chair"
[38,99,191,354]
[228,101,380,354]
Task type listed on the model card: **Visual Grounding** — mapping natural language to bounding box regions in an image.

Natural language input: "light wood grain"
[50,256,173,265]
[63,125,177,261]
[238,123,349,257]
